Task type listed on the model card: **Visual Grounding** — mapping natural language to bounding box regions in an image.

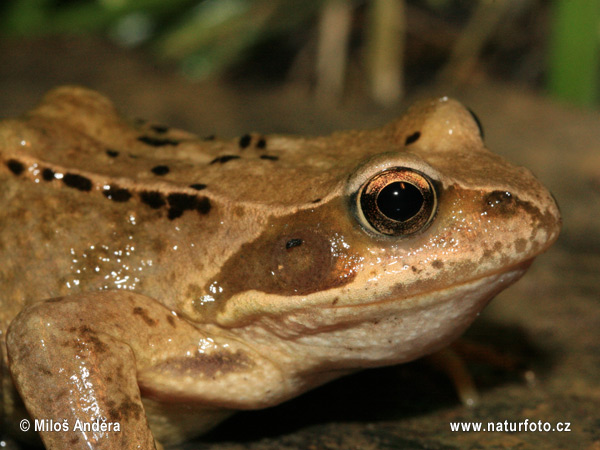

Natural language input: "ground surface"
[0,37,598,450]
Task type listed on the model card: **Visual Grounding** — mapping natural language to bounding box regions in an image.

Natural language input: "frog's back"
[0,86,384,326]
[0,88,227,324]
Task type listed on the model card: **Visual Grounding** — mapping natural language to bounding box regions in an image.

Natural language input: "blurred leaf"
[548,0,600,106]
[156,0,323,79]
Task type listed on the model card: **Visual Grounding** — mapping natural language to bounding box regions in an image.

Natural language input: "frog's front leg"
[6,291,267,449]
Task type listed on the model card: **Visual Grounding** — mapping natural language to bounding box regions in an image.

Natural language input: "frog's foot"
[428,340,524,407]
[6,291,284,449]
[428,347,480,407]
[6,293,161,449]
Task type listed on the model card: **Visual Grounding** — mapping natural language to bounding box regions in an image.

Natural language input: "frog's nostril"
[483,190,517,216]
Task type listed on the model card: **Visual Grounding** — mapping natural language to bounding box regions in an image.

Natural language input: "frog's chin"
[243,259,533,368]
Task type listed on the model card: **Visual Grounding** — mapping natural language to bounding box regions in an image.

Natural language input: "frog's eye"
[357,168,437,236]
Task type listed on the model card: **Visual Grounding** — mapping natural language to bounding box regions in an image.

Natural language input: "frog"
[0,86,560,449]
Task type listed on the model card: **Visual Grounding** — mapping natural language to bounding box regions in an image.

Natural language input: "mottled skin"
[0,87,560,449]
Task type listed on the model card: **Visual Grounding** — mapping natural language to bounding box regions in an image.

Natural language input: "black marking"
[260,155,278,161]
[106,149,119,158]
[140,191,166,209]
[63,173,92,191]
[311,198,321,203]
[256,138,267,149]
[196,197,211,214]
[405,131,421,145]
[167,193,211,219]
[238,134,251,149]
[204,135,216,141]
[189,183,207,191]
[7,159,25,175]
[286,238,303,249]
[168,208,184,220]
[103,187,132,202]
[138,136,180,147]
[42,168,55,181]
[151,165,170,176]
[150,124,170,134]
[467,108,485,138]
[210,155,240,164]
[167,193,197,211]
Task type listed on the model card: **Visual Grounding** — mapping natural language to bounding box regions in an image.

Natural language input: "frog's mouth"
[258,258,536,367]
[375,257,535,311]
[216,256,536,332]
[217,258,535,372]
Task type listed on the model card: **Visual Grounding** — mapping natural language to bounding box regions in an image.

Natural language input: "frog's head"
[204,97,561,368]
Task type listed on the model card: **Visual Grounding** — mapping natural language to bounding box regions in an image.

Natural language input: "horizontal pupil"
[376,181,423,222]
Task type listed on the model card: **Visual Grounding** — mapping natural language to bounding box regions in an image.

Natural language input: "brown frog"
[0,87,561,449]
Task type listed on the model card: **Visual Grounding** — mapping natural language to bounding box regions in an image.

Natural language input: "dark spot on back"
[189,183,207,191]
[42,168,55,181]
[6,159,25,175]
[167,193,211,219]
[132,307,157,326]
[150,124,170,134]
[210,155,240,164]
[260,155,278,161]
[256,138,267,149]
[140,191,166,209]
[405,131,421,145]
[204,135,215,141]
[312,198,321,203]
[138,136,180,147]
[432,260,444,269]
[63,173,92,191]
[168,193,200,210]
[167,193,195,219]
[332,297,339,306]
[151,165,170,176]
[103,187,132,202]
[168,209,184,220]
[239,134,251,149]
[197,197,211,214]
[106,149,119,158]
[286,238,303,249]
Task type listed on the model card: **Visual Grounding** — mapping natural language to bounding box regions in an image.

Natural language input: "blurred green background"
[2,0,599,107]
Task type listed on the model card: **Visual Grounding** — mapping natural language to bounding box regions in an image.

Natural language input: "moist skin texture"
[0,87,560,449]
